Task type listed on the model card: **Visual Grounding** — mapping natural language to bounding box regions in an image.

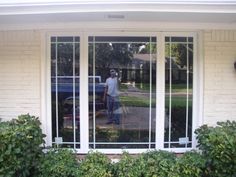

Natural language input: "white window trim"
[41,30,203,154]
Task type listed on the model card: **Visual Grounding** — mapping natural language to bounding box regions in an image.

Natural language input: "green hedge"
[169,151,207,177]
[1,115,236,177]
[195,121,236,177]
[139,150,176,177]
[79,151,112,177]
[112,152,141,177]
[0,114,45,177]
[37,148,80,177]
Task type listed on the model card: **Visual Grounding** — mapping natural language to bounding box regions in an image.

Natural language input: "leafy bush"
[0,114,45,177]
[169,151,207,177]
[1,114,235,177]
[138,150,176,177]
[79,151,112,177]
[195,121,236,177]
[37,148,80,177]
[112,152,141,177]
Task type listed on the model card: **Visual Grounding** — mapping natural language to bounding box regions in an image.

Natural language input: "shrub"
[195,121,236,177]
[0,114,45,177]
[169,151,207,177]
[138,150,176,177]
[37,148,80,177]
[79,151,112,177]
[112,152,141,177]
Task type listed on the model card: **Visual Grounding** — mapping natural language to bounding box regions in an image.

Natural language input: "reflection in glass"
[89,36,156,149]
[57,43,73,76]
[165,37,193,148]
[51,37,80,148]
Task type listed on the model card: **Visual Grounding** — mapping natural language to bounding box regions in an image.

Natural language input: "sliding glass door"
[49,32,196,152]
[88,36,156,149]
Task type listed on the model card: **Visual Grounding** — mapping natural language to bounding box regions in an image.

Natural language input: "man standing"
[103,69,120,125]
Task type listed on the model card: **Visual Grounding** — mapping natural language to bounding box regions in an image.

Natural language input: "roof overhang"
[0,0,236,30]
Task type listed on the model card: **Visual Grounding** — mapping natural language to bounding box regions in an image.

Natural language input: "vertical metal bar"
[55,37,59,139]
[185,38,189,148]
[149,37,152,149]
[73,37,76,149]
[168,38,172,149]
[93,36,96,149]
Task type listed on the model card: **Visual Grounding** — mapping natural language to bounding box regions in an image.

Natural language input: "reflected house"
[120,53,156,84]
[121,54,191,85]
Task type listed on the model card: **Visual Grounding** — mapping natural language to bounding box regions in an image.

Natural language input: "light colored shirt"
[105,77,119,97]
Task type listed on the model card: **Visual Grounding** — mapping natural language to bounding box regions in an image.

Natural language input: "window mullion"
[73,37,76,149]
[55,37,59,139]
[93,36,96,149]
[80,34,89,153]
[155,32,165,150]
[185,39,189,148]
[168,38,172,149]
[148,37,152,149]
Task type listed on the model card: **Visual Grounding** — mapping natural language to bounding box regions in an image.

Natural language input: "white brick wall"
[0,30,41,121]
[203,30,236,125]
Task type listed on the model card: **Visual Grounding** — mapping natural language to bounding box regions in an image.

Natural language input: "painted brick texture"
[204,30,236,125]
[0,30,41,121]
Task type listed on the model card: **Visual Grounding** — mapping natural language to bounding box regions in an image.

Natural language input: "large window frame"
[44,31,201,154]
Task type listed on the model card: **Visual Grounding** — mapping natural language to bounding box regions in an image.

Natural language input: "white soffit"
[0,0,236,28]
[0,0,236,15]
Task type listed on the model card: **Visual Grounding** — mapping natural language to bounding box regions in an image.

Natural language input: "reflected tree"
[95,43,133,69]
[165,43,193,68]
[90,43,133,81]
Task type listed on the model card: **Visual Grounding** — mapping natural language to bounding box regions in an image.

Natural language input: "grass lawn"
[135,83,192,93]
[120,96,154,107]
[120,95,192,108]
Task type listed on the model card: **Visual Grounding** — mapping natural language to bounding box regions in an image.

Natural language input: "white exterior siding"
[203,30,236,125]
[0,30,41,121]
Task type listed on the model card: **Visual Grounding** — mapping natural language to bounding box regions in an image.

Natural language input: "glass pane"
[75,43,80,76]
[51,78,57,140]
[165,37,170,42]
[89,143,155,149]
[89,36,152,43]
[57,78,74,146]
[151,44,157,142]
[89,36,156,149]
[57,43,73,76]
[164,142,192,148]
[188,37,193,43]
[51,37,56,42]
[170,37,187,43]
[57,37,73,42]
[165,37,193,148]
[75,77,80,148]
[51,36,80,148]
[51,43,56,76]
[75,37,80,42]
[188,43,193,142]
